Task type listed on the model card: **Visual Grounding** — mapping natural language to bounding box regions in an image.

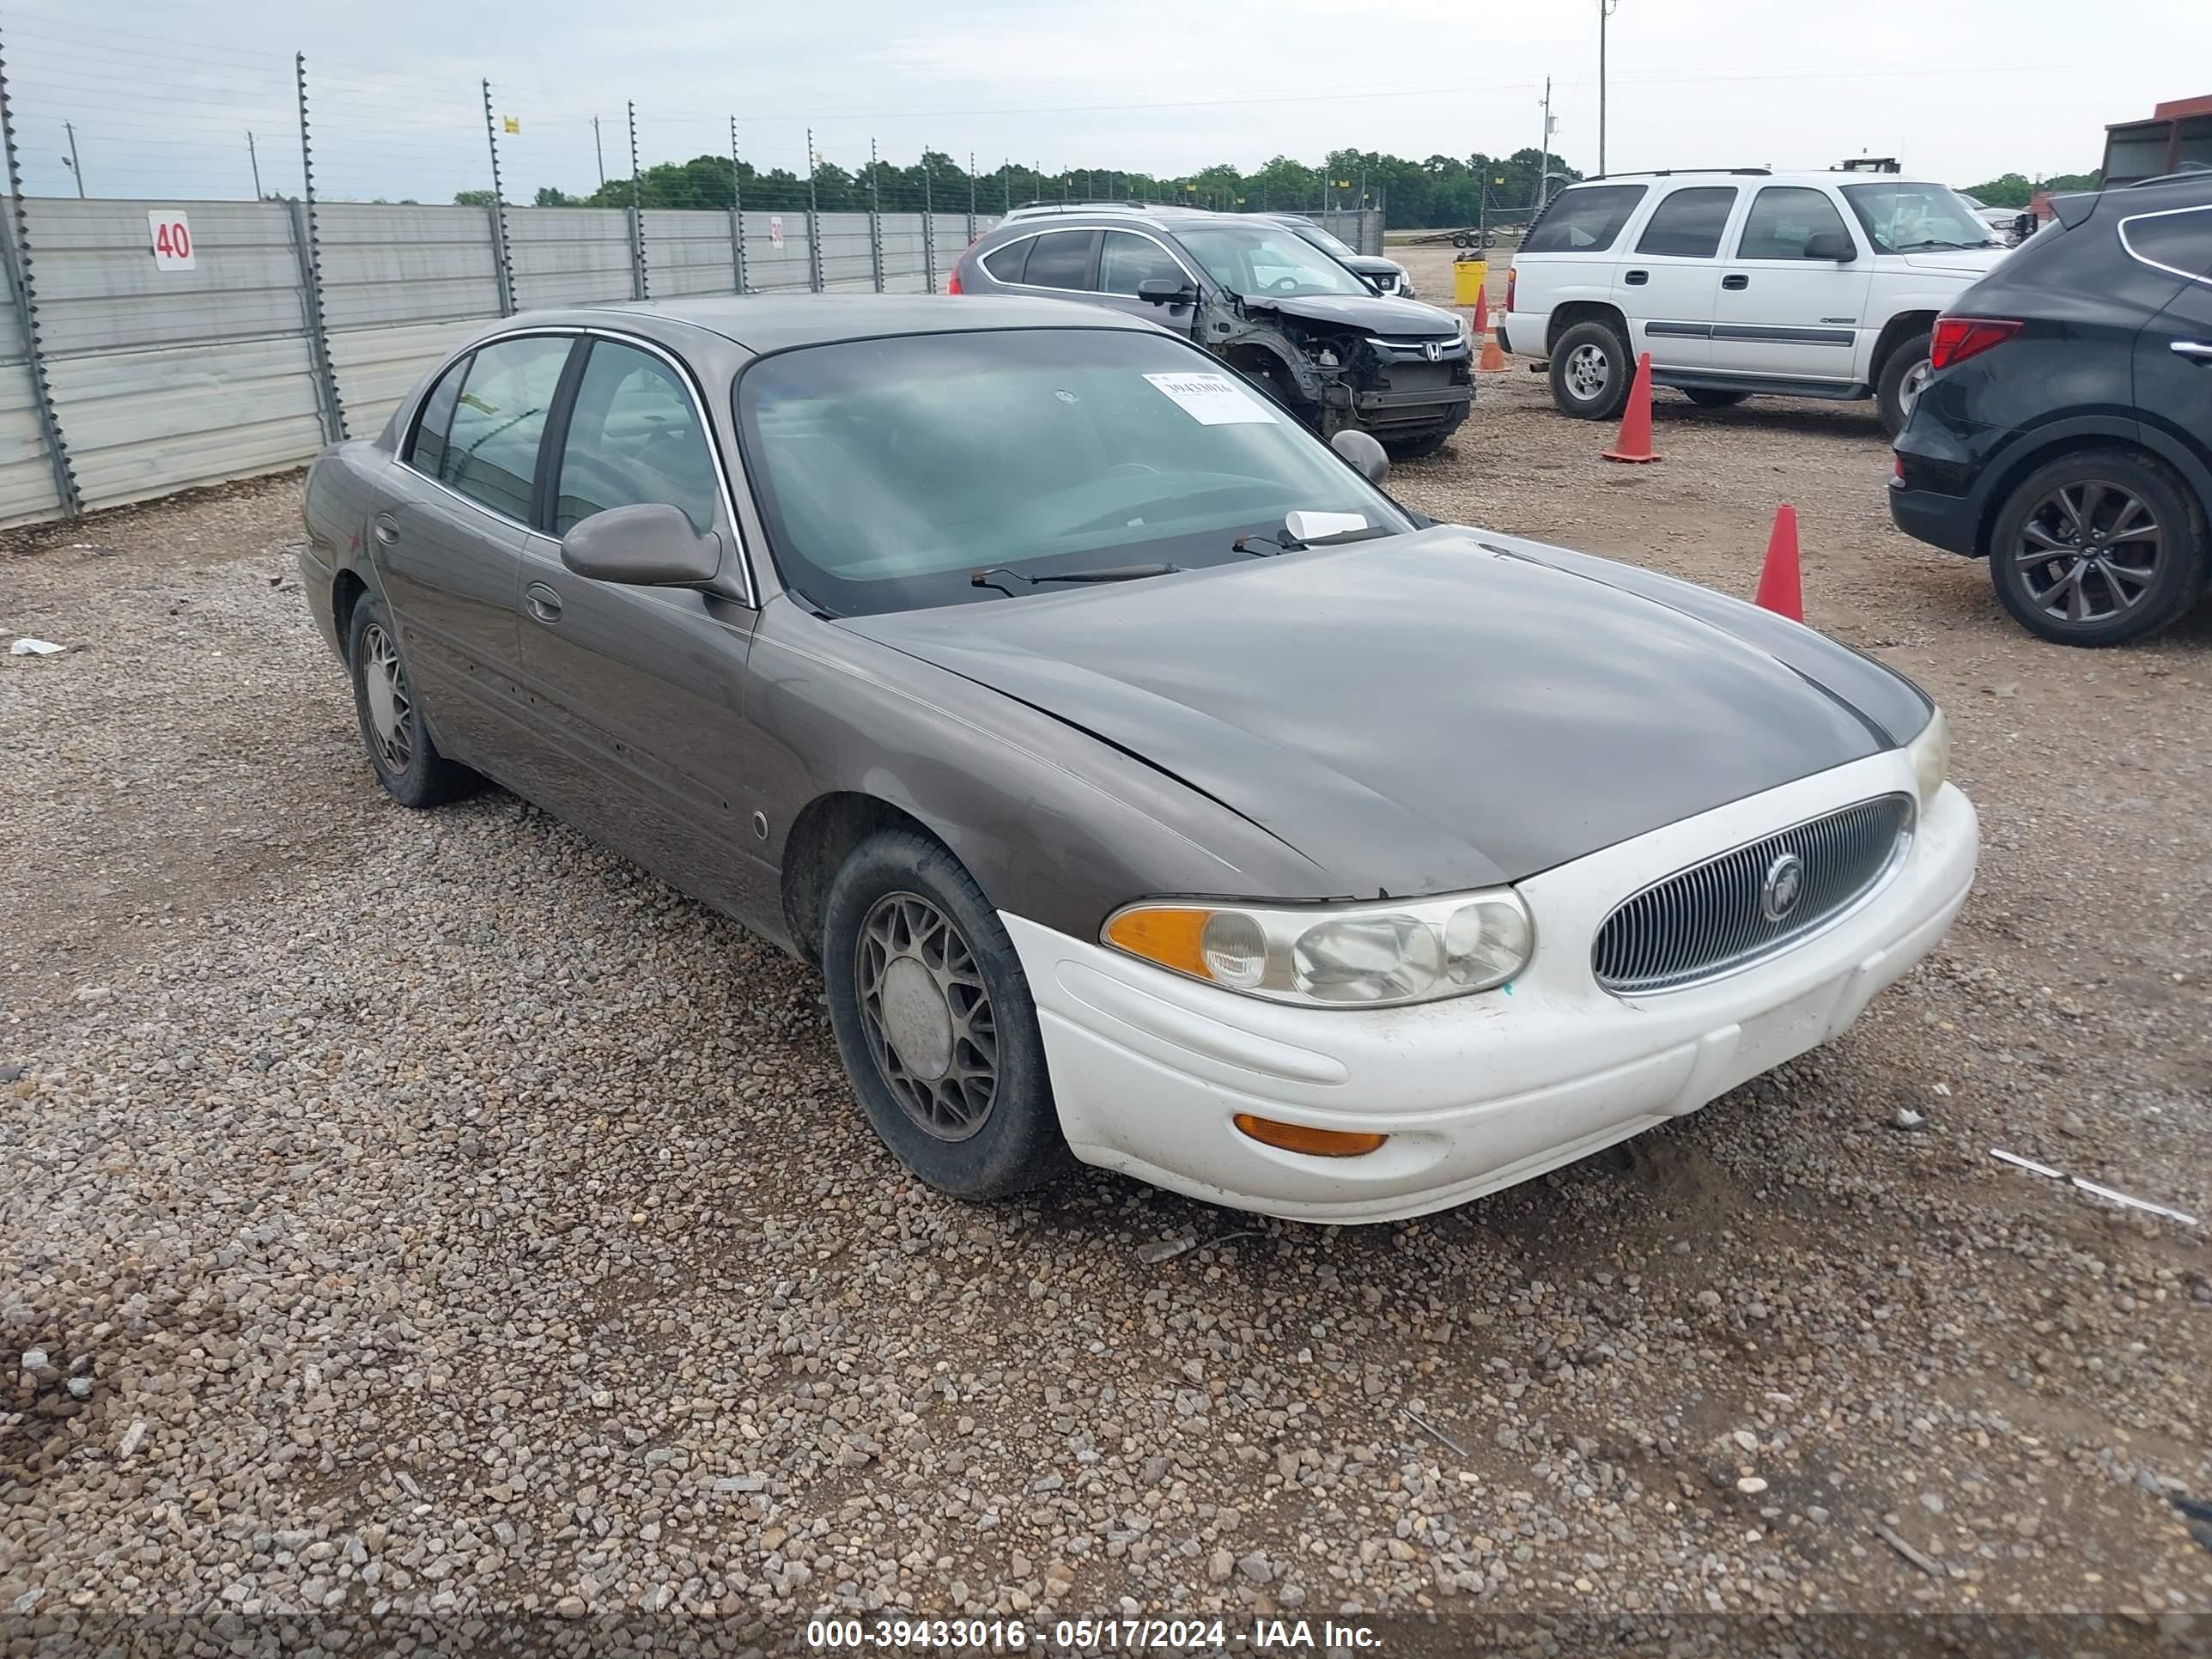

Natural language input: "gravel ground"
[3,258,2209,1651]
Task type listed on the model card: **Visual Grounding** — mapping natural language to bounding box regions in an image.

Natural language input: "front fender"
[746,604,1327,943]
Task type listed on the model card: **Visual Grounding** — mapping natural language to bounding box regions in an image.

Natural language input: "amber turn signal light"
[1233,1115,1387,1158]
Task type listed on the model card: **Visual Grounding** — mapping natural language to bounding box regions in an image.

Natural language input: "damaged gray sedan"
[952,207,1471,459]
[300,295,1975,1224]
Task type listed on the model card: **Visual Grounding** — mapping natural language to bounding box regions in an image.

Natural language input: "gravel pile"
[3,301,2209,1643]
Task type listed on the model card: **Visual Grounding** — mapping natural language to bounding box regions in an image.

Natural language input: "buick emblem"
[1760,852,1806,922]
[1423,340,1443,362]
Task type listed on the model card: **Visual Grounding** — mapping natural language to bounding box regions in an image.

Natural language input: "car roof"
[550,293,1158,355]
[1565,169,1955,190]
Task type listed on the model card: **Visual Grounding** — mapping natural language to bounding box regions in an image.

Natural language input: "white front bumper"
[1004,752,1978,1224]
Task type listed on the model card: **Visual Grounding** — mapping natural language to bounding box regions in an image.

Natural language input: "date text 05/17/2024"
[803,1616,1386,1650]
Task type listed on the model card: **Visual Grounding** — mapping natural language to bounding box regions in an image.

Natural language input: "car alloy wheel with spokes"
[821,827,1069,1200]
[2013,480,2161,625]
[1987,450,2207,647]
[360,621,414,773]
[1565,344,1610,403]
[854,891,997,1142]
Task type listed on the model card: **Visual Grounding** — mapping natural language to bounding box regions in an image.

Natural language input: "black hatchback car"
[1888,170,2212,645]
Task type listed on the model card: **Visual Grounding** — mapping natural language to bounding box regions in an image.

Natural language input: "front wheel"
[1382,426,1456,461]
[1876,331,1932,437]
[1987,450,2207,647]
[1547,320,1632,421]
[822,829,1071,1200]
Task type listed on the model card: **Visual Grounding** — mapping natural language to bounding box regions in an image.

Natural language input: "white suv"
[1501,170,2010,435]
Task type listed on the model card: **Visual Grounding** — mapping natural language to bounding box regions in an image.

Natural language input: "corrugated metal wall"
[0,195,1382,529]
[0,216,65,526]
[27,198,329,513]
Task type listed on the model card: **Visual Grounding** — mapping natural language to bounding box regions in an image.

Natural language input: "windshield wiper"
[1236,523,1394,556]
[1891,238,1988,252]
[970,562,1179,596]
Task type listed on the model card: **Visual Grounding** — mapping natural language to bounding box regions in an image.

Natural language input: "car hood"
[1237,290,1456,336]
[1899,246,2010,276]
[842,526,1930,896]
[1339,253,1408,277]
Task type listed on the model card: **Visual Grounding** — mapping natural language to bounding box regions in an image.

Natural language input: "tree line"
[454,148,1585,229]
[1959,171,2100,207]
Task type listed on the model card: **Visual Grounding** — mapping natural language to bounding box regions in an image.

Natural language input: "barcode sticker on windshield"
[1143,371,1277,425]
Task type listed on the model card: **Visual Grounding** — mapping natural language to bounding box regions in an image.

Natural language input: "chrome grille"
[1591,794,1914,994]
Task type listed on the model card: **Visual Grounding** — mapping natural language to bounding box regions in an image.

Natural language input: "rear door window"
[1634,187,1738,258]
[407,356,469,478]
[1019,230,1100,291]
[1522,185,1648,253]
[1736,187,1852,260]
[439,334,574,522]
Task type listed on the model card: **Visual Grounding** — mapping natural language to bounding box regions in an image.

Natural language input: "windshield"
[1288,222,1361,260]
[1172,224,1373,297]
[736,328,1408,617]
[1839,182,1998,252]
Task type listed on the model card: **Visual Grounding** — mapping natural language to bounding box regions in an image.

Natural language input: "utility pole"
[1538,77,1555,208]
[1599,0,1618,175]
[61,119,83,197]
[246,131,263,199]
[592,115,605,187]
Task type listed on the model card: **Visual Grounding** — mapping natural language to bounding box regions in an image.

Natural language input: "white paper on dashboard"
[1142,371,1278,425]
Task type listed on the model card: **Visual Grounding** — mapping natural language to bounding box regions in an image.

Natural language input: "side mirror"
[561,502,724,589]
[1802,231,1855,262]
[1137,277,1199,307]
[1331,428,1389,487]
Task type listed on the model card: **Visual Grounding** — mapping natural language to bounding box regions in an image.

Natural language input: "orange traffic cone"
[1753,505,1803,622]
[1471,290,1489,335]
[1601,351,1662,463]
[1479,328,1507,373]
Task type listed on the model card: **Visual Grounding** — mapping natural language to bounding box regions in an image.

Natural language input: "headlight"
[1455,312,1474,347]
[1103,889,1534,1008]
[1906,706,1949,813]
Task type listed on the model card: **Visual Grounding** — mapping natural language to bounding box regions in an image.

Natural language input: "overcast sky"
[9,0,2201,204]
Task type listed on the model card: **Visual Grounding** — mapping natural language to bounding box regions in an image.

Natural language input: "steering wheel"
[1267,276,1301,294]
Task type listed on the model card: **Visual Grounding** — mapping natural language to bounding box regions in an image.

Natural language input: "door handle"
[1721,274,1750,290]
[373,513,399,545]
[1623,269,1649,286]
[2172,341,2212,363]
[525,581,563,623]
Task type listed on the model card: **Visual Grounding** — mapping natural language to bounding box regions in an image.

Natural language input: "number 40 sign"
[147,210,195,271]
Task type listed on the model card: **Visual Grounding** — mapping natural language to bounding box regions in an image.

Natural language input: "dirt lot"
[3,252,2209,1649]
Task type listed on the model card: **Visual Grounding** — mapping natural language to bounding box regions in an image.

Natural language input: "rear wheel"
[1682,388,1749,409]
[822,829,1071,1200]
[345,595,475,808]
[1988,450,2207,647]
[1877,331,1933,437]
[1547,319,1632,421]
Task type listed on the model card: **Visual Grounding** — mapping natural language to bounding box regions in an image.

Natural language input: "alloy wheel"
[854,891,998,1142]
[1898,356,1932,417]
[1565,343,1611,403]
[2013,479,2163,626]
[361,622,414,773]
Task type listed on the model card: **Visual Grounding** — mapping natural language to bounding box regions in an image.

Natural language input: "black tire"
[1682,388,1749,409]
[1987,449,2208,647]
[1382,427,1455,461]
[1547,319,1633,421]
[822,828,1072,1200]
[344,594,476,808]
[1450,232,1471,249]
[1876,330,1932,438]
